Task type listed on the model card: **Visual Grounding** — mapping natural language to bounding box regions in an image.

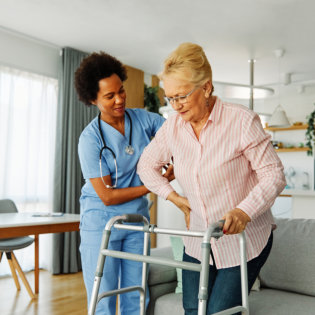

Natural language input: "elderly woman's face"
[163,75,207,123]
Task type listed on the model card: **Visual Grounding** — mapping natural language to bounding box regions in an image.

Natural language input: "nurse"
[74,51,170,315]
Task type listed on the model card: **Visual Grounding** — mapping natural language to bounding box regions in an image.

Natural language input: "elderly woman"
[75,52,173,315]
[137,43,286,314]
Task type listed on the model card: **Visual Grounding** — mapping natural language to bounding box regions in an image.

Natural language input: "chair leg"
[5,252,21,291]
[11,252,35,299]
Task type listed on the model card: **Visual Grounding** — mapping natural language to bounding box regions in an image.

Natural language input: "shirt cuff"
[236,200,257,220]
[159,185,175,200]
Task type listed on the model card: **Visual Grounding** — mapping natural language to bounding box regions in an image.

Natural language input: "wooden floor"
[0,270,87,315]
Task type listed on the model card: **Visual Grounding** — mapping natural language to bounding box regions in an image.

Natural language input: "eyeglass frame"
[164,85,200,105]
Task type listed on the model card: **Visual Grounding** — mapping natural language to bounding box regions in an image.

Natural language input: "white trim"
[0,25,60,49]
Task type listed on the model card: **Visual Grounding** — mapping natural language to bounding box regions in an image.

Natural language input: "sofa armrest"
[147,246,178,315]
[148,246,177,285]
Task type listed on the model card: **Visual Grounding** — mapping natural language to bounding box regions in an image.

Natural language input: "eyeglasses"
[164,86,200,105]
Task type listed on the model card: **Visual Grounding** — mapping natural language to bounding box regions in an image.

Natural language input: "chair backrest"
[0,199,18,214]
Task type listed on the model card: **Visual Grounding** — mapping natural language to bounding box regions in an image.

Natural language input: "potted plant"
[144,84,161,114]
[305,103,315,156]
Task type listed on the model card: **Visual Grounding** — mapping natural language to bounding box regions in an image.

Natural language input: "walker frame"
[88,214,249,315]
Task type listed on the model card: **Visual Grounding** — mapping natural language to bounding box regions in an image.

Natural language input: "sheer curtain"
[0,65,58,276]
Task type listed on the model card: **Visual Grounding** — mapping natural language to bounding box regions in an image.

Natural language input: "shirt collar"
[208,96,223,124]
[176,96,223,127]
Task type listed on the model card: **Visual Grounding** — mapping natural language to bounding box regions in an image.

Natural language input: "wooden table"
[0,213,80,294]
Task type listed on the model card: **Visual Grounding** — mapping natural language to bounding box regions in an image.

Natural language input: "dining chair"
[0,199,35,299]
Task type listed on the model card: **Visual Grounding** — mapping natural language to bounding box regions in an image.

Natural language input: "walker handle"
[211,220,225,238]
[217,219,225,230]
[122,214,145,223]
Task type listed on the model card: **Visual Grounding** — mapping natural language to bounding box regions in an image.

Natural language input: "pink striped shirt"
[137,97,286,268]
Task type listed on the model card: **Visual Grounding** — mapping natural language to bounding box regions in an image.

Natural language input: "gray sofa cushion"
[154,289,315,315]
[249,289,315,315]
[147,281,177,315]
[154,293,184,315]
[260,218,315,296]
[149,247,177,286]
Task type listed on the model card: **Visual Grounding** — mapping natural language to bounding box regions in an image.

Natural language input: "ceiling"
[1,0,315,88]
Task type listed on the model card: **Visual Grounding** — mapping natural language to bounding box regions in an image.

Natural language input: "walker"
[88,214,249,315]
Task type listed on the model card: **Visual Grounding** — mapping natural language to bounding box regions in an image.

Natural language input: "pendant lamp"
[268,104,290,127]
[268,49,291,127]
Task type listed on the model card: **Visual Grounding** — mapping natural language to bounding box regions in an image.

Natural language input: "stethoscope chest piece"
[125,145,135,155]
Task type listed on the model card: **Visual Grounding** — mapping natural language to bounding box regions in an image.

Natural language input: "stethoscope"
[98,110,134,188]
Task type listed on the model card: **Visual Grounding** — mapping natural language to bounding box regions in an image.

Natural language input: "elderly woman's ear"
[203,80,212,97]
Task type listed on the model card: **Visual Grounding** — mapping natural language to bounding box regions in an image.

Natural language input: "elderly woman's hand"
[222,208,251,235]
[167,191,191,229]
[162,164,175,182]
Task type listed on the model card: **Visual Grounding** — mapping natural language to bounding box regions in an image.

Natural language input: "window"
[0,65,58,211]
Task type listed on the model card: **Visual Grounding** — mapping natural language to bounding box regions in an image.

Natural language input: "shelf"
[265,124,308,132]
[275,147,310,152]
[280,189,315,197]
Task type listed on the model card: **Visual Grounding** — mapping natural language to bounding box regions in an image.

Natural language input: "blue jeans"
[182,232,273,315]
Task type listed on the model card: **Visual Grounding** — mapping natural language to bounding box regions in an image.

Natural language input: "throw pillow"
[170,236,184,294]
[251,277,261,292]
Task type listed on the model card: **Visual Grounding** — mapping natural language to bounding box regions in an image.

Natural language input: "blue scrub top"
[78,108,165,218]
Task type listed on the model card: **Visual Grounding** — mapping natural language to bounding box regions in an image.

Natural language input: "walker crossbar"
[88,215,249,315]
[212,306,247,315]
[101,249,202,272]
[114,223,205,237]
[97,285,144,303]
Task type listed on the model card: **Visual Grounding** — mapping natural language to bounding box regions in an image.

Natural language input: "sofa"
[147,217,315,315]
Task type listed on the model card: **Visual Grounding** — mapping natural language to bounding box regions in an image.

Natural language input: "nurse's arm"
[90,175,150,206]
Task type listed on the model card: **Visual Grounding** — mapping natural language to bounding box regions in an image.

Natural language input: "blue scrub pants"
[80,209,149,315]
[182,232,273,315]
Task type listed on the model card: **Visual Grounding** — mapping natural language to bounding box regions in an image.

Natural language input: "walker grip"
[211,220,225,238]
[122,214,144,223]
[217,219,225,229]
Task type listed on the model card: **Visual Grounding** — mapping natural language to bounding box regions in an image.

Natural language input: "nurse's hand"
[166,191,191,229]
[222,208,251,235]
[163,164,175,182]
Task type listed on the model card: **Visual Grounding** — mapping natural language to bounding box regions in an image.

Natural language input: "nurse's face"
[91,73,127,120]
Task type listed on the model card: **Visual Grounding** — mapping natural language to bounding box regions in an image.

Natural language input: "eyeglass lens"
[166,86,198,105]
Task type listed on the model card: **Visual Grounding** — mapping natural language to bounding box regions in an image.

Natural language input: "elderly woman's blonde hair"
[160,42,213,88]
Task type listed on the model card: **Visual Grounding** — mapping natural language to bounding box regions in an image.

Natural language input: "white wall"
[157,180,186,248]
[0,27,60,78]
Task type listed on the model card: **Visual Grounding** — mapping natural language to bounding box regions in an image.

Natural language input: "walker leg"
[239,232,249,315]
[140,231,150,315]
[198,300,207,315]
[198,243,211,315]
[89,277,102,315]
[88,229,111,315]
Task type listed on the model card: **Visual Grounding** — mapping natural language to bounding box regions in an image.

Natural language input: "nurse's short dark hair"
[75,51,127,106]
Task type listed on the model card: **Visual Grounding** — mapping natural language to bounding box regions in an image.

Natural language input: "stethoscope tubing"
[98,110,133,188]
